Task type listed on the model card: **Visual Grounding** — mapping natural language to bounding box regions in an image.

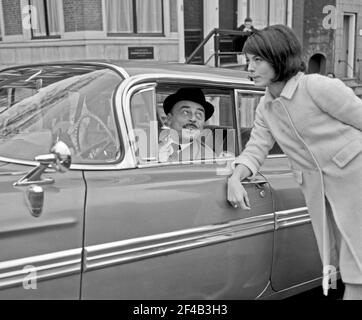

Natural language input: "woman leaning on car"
[228,24,362,299]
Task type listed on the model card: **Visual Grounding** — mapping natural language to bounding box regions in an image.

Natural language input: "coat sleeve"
[234,102,275,178]
[306,75,362,131]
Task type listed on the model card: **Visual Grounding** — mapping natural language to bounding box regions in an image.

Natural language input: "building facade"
[0,0,184,69]
[0,0,361,81]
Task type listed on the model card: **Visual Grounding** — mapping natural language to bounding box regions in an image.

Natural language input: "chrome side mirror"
[14,141,72,187]
[14,141,72,218]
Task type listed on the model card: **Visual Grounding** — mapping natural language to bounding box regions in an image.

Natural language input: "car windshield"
[0,64,123,163]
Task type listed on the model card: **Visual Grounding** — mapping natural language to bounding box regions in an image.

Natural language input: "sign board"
[128,47,154,60]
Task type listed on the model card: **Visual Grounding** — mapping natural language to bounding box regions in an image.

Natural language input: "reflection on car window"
[237,92,283,155]
[0,65,123,164]
[130,87,158,164]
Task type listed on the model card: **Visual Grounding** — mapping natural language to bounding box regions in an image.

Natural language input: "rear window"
[0,65,124,164]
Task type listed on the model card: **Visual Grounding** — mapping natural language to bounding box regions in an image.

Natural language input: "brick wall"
[292,0,304,45]
[303,0,336,73]
[63,0,103,32]
[2,0,22,36]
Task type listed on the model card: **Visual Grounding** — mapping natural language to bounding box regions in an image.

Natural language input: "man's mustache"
[183,123,199,130]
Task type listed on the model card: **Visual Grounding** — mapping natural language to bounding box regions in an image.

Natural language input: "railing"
[357,59,362,83]
[186,28,250,67]
[338,59,359,81]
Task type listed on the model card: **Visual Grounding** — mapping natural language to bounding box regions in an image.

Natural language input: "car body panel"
[81,164,274,299]
[260,157,322,290]
[0,162,85,299]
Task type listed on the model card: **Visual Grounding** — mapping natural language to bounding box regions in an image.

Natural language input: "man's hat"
[163,88,215,121]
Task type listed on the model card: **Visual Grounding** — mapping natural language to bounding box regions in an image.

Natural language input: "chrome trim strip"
[266,154,287,159]
[137,157,235,168]
[125,73,254,87]
[275,207,311,230]
[0,248,82,290]
[84,214,275,271]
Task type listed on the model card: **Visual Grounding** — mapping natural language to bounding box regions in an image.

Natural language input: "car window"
[130,86,158,164]
[155,85,236,163]
[0,65,123,164]
[237,91,283,155]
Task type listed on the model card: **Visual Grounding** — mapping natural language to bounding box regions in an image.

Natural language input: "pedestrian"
[227,24,362,299]
[234,18,257,66]
[327,71,336,78]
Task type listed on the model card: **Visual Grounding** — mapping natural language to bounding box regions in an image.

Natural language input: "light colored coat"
[235,72,362,283]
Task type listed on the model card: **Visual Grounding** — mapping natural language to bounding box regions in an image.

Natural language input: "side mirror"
[14,141,72,187]
[14,141,72,218]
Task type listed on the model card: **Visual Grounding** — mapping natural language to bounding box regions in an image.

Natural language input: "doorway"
[342,13,356,78]
[308,54,326,74]
[219,0,237,64]
[184,0,204,64]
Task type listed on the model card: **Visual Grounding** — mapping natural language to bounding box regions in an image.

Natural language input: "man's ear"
[165,113,172,126]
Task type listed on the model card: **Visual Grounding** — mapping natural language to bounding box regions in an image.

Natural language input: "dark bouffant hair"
[243,24,305,82]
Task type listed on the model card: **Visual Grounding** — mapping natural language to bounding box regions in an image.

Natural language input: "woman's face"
[246,53,276,87]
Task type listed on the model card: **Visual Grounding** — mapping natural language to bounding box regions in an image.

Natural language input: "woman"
[228,24,362,299]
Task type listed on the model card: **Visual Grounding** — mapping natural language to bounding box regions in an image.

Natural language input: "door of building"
[219,0,237,64]
[184,0,204,64]
[342,13,356,78]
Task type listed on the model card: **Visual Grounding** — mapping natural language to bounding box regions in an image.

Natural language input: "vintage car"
[0,61,324,299]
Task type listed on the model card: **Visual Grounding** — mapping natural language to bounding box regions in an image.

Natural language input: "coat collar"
[264,72,304,103]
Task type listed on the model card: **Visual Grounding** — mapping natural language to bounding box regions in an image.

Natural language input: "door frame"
[342,13,356,78]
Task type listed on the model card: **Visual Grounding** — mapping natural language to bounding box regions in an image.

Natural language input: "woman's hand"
[227,164,252,210]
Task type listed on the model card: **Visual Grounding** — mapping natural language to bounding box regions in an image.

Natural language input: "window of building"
[106,0,163,35]
[237,0,292,29]
[29,0,61,38]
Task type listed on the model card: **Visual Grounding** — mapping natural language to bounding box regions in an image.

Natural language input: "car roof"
[106,60,250,80]
[1,59,251,83]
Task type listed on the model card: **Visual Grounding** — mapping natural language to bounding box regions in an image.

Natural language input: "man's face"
[166,100,206,143]
[245,21,252,29]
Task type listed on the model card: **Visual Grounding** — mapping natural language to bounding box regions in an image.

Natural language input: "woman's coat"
[235,72,362,286]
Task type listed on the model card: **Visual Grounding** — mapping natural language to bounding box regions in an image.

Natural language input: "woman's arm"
[228,103,275,209]
[306,75,362,131]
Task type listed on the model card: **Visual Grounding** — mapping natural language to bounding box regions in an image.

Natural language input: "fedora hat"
[163,88,214,121]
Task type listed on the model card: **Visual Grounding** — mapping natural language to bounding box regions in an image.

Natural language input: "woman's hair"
[243,24,305,82]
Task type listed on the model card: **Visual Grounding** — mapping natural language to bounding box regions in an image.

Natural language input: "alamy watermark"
[22,265,37,290]
[322,5,337,30]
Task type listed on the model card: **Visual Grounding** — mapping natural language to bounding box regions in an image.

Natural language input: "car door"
[235,90,322,293]
[81,80,275,299]
[0,162,85,299]
[0,66,93,299]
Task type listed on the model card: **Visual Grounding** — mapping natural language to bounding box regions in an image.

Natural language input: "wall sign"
[128,47,154,60]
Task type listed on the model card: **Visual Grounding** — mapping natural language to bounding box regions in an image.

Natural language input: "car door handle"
[241,179,268,188]
[242,180,268,198]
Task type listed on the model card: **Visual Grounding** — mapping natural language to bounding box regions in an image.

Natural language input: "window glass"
[0,65,123,163]
[269,0,286,25]
[131,88,158,164]
[106,0,133,33]
[30,0,60,37]
[136,0,162,33]
[106,0,163,34]
[155,86,236,163]
[249,0,268,29]
[237,92,283,155]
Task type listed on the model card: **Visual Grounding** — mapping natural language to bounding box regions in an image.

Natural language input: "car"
[0,60,324,299]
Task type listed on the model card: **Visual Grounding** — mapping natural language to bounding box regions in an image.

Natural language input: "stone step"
[340,77,359,86]
[352,85,362,96]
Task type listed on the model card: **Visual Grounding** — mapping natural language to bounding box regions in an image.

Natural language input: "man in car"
[158,87,215,162]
